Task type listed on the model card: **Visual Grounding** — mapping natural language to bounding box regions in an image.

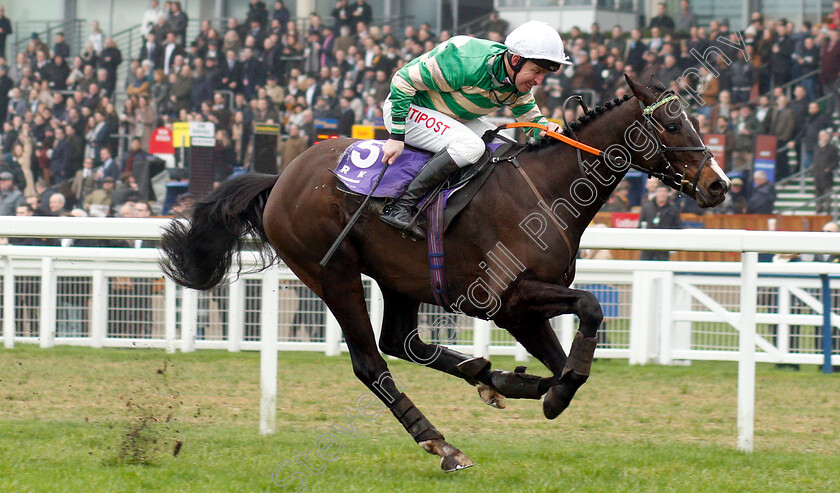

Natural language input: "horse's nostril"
[708,179,727,196]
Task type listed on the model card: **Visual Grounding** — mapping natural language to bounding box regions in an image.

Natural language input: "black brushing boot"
[380,150,461,239]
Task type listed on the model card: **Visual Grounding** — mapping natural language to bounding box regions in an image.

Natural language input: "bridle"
[637,92,713,195]
[491,92,714,197]
[503,93,714,196]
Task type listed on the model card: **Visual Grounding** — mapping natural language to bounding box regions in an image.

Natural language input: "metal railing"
[780,188,840,218]
[747,68,821,106]
[453,13,492,36]
[10,19,85,62]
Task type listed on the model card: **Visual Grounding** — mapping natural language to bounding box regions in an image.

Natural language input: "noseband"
[638,93,713,195]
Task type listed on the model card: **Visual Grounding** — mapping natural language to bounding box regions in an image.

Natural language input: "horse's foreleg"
[496,279,603,419]
[320,272,472,472]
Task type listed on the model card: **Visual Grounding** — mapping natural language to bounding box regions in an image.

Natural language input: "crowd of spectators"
[2,0,840,222]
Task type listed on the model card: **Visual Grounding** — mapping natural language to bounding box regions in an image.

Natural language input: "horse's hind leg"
[504,319,567,387]
[495,279,602,419]
[377,285,510,408]
[318,270,473,472]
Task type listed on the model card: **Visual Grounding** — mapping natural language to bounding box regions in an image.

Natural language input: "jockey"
[380,20,572,238]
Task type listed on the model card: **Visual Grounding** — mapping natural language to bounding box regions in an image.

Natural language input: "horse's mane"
[525,93,635,152]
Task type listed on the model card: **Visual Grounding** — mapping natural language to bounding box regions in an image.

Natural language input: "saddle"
[333,140,514,231]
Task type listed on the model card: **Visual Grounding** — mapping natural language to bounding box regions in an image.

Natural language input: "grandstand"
[1,1,840,219]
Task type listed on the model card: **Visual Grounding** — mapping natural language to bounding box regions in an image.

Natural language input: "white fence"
[3,217,840,452]
[3,248,839,367]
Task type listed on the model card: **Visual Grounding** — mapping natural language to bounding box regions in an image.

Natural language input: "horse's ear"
[647,73,667,92]
[624,73,654,103]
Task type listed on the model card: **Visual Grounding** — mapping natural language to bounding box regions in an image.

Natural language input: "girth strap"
[511,158,576,284]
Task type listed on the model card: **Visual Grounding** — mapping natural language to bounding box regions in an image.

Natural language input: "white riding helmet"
[505,21,572,71]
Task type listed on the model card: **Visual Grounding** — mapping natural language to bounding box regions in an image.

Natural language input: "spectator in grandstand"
[648,3,674,33]
[0,66,11,125]
[140,32,163,69]
[47,192,68,216]
[350,0,373,32]
[111,171,142,207]
[790,102,830,172]
[71,157,99,207]
[162,32,185,75]
[331,0,350,32]
[731,105,759,171]
[728,52,754,104]
[142,0,167,37]
[812,130,838,215]
[150,69,171,116]
[99,147,120,181]
[709,90,732,131]
[0,171,23,216]
[88,20,105,54]
[657,55,681,86]
[278,123,307,172]
[170,65,193,113]
[0,6,11,59]
[694,66,719,116]
[63,122,84,167]
[814,222,840,263]
[241,47,267,98]
[793,36,820,100]
[821,29,840,115]
[11,204,57,245]
[625,28,647,75]
[220,48,243,92]
[50,126,71,185]
[100,38,123,89]
[83,176,115,213]
[212,129,236,180]
[6,138,31,194]
[603,180,631,212]
[168,1,188,46]
[789,85,809,123]
[639,183,682,260]
[716,176,748,214]
[746,170,775,214]
[766,94,795,179]
[7,87,27,119]
[674,0,697,35]
[247,0,269,29]
[483,11,510,37]
[770,23,794,88]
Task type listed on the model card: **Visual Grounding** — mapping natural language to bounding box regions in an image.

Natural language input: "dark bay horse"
[160,75,729,471]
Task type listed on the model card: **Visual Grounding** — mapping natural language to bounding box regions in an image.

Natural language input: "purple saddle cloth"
[332,140,502,198]
[332,140,432,198]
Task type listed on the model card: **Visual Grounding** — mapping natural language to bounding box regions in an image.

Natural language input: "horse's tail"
[159,173,280,291]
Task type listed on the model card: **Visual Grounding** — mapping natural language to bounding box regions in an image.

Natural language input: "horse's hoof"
[542,384,574,420]
[543,372,588,419]
[477,383,506,409]
[441,450,474,472]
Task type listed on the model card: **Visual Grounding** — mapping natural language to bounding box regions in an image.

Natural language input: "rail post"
[820,274,834,374]
[3,257,14,348]
[260,266,279,435]
[39,258,56,348]
[737,252,758,453]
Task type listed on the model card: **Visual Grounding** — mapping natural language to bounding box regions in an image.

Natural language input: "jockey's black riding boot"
[380,150,460,239]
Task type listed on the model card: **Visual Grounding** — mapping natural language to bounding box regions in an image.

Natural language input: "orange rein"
[502,122,604,157]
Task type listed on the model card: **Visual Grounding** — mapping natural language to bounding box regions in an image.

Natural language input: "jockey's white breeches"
[383,99,496,167]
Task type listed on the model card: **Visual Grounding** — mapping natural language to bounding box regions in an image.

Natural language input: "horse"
[160,75,730,471]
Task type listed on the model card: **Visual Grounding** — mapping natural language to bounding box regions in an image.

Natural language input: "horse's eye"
[665,123,679,133]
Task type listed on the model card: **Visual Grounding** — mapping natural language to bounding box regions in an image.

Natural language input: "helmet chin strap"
[505,51,526,88]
